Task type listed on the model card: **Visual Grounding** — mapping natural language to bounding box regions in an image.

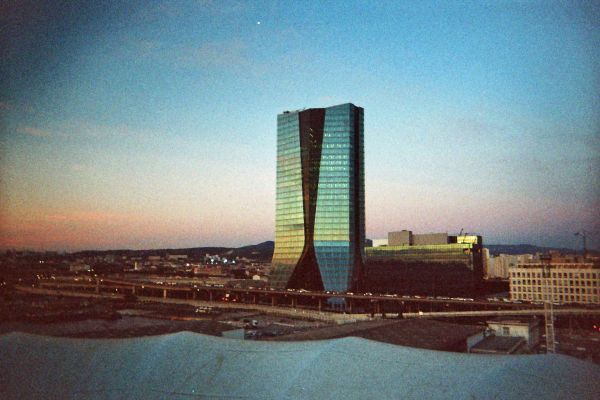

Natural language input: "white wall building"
[371,239,388,247]
[487,254,537,279]
[510,261,600,304]
[487,319,540,348]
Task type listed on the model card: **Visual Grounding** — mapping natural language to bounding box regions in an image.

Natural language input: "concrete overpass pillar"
[163,289,167,299]
[95,279,100,294]
[271,296,276,306]
[253,294,257,304]
[209,290,213,302]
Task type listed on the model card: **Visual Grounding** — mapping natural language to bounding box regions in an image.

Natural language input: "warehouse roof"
[470,335,526,354]
[267,319,485,351]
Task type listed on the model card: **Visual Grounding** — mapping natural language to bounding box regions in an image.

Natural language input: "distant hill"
[230,241,274,260]
[72,241,275,262]
[71,241,592,260]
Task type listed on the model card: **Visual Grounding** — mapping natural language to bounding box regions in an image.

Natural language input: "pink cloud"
[45,212,130,223]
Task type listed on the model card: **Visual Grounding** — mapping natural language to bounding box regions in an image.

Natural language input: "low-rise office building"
[364,231,483,296]
[509,255,600,304]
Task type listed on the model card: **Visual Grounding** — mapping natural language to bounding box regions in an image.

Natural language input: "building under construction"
[364,231,484,296]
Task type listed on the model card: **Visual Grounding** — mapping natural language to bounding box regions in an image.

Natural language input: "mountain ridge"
[69,241,594,260]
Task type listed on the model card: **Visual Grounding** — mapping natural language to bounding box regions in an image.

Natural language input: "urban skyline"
[1,1,599,251]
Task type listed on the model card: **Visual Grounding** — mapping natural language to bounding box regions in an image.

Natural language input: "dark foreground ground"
[1,289,599,364]
[0,290,328,339]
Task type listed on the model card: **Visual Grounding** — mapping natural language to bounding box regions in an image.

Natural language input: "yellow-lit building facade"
[364,233,484,296]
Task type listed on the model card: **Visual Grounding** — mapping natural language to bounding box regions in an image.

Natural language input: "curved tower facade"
[271,103,365,292]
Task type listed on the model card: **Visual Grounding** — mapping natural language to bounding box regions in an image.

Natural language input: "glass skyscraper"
[271,103,365,292]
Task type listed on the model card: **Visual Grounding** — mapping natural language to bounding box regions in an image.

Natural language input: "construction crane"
[457,228,469,243]
[574,231,589,259]
[540,254,556,353]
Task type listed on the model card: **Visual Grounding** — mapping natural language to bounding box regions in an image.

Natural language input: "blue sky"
[1,0,599,251]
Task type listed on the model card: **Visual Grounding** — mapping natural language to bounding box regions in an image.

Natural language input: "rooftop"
[267,319,485,352]
[1,331,599,399]
[487,318,541,327]
[470,335,526,354]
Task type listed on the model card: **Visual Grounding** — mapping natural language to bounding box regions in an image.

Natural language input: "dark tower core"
[287,109,325,291]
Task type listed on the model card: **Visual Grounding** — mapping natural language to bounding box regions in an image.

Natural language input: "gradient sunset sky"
[1,1,599,251]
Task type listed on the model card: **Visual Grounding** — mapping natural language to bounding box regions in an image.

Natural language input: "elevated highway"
[404,309,600,319]
[38,277,533,312]
[30,276,600,319]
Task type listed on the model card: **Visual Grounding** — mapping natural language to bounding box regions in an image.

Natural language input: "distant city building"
[69,263,91,272]
[388,231,455,246]
[411,232,449,246]
[486,254,538,279]
[509,254,600,304]
[193,266,227,277]
[482,248,490,277]
[271,103,365,292]
[146,255,161,266]
[388,230,413,246]
[371,238,388,247]
[364,231,483,296]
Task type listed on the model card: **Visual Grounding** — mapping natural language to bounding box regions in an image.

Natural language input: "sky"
[1,0,599,251]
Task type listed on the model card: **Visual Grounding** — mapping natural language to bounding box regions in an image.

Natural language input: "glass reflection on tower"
[271,103,365,292]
